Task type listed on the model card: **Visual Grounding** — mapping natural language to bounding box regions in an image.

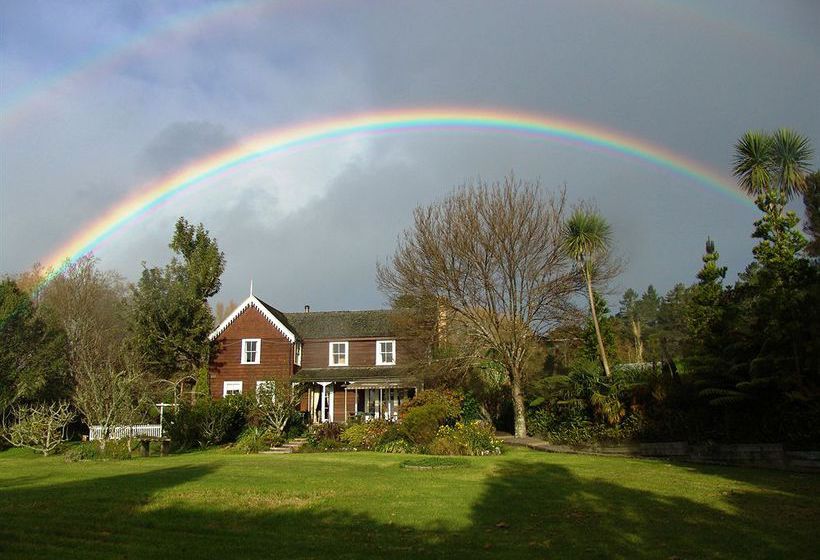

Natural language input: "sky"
[1,0,819,312]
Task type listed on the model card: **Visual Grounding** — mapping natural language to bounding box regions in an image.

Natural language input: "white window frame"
[241,338,261,364]
[223,381,243,397]
[375,339,396,365]
[294,342,302,366]
[328,341,349,367]
[256,380,275,401]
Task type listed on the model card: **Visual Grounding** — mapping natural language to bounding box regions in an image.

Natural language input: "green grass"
[1,446,818,559]
[400,456,469,469]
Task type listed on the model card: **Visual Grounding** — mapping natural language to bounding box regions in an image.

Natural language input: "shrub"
[460,392,483,422]
[201,395,249,444]
[427,433,463,456]
[399,389,462,423]
[428,421,502,456]
[235,427,281,454]
[340,423,368,448]
[535,413,643,446]
[457,420,503,455]
[64,440,132,462]
[375,439,415,454]
[306,422,342,446]
[300,437,347,452]
[163,395,249,450]
[286,413,307,439]
[526,407,555,437]
[527,401,590,437]
[340,420,392,450]
[399,404,448,446]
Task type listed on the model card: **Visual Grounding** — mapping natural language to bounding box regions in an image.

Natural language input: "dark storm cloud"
[1,0,818,309]
[140,121,235,175]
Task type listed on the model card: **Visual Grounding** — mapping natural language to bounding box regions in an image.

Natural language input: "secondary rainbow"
[4,0,796,129]
[38,107,749,283]
[1,0,284,127]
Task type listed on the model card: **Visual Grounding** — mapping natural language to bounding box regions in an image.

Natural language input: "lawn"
[0,446,818,559]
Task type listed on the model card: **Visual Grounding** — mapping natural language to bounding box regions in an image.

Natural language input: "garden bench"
[138,438,171,457]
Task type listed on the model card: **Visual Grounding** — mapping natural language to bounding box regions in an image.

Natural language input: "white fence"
[88,424,162,441]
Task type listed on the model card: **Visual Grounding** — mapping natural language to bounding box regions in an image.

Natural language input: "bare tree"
[38,256,155,447]
[2,401,74,456]
[72,341,152,449]
[378,175,588,437]
[212,299,238,324]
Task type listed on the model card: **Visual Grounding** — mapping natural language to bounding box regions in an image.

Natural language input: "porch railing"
[88,424,162,441]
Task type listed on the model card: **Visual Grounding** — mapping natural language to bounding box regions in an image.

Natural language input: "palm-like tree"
[563,209,613,377]
[732,130,773,197]
[733,128,814,206]
[771,128,814,199]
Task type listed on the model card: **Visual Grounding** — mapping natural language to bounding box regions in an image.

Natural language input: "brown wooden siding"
[333,383,357,422]
[209,306,294,399]
[301,338,410,368]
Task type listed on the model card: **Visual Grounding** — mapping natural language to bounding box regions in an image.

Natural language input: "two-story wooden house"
[207,293,419,423]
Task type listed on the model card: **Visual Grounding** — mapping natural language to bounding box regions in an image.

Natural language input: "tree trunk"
[631,319,643,363]
[510,367,527,438]
[585,265,612,377]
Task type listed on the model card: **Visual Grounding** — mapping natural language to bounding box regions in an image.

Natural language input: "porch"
[293,367,418,424]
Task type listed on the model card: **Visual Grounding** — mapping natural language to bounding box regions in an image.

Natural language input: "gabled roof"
[208,295,298,343]
[283,309,398,339]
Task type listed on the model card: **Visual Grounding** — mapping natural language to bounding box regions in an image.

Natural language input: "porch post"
[320,383,328,423]
[344,387,348,422]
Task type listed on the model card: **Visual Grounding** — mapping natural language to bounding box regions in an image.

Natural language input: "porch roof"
[293,366,414,383]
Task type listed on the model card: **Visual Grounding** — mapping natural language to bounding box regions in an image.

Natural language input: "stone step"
[263,447,293,454]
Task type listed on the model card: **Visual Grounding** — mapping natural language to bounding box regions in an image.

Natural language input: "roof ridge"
[284,309,392,314]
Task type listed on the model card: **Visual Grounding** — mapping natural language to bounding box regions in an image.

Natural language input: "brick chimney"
[304,305,310,313]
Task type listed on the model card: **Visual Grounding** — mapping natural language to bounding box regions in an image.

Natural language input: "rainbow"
[38,106,750,284]
[3,1,797,130]
[0,0,282,127]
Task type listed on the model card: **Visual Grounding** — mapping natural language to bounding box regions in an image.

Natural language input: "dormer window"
[329,341,348,366]
[241,338,261,364]
[376,340,396,365]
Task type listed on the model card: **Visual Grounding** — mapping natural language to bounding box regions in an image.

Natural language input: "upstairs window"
[295,342,302,366]
[241,338,261,364]
[329,341,348,366]
[376,340,396,365]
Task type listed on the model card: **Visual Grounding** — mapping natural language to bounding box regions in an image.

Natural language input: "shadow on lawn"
[0,459,814,559]
[661,459,818,497]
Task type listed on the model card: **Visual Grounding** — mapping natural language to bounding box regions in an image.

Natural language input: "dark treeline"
[524,134,820,446]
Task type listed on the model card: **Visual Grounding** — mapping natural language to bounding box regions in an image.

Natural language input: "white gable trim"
[208,295,296,343]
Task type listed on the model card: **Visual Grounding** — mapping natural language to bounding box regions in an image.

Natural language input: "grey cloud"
[1,0,818,309]
[140,121,235,176]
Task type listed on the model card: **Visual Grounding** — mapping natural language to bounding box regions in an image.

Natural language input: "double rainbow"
[38,107,748,283]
